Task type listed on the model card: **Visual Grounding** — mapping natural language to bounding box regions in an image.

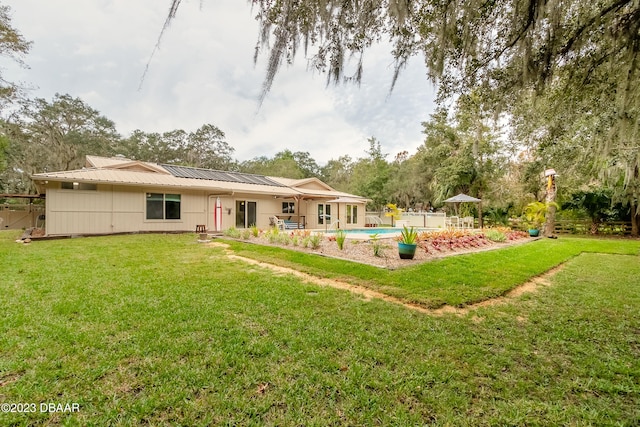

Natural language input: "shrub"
[309,233,323,249]
[370,233,383,257]
[335,230,347,250]
[506,230,529,240]
[241,229,252,240]
[224,227,241,238]
[485,229,507,242]
[265,227,280,243]
[277,233,291,245]
[250,224,260,237]
[399,225,418,244]
[420,229,488,252]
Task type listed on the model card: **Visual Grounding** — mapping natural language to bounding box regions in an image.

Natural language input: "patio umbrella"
[443,193,481,217]
[443,193,481,203]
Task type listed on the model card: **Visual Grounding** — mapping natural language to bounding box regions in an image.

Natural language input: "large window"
[282,202,295,214]
[346,204,358,224]
[146,193,181,220]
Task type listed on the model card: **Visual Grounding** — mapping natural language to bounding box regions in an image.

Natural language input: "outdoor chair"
[270,216,286,231]
[461,216,474,229]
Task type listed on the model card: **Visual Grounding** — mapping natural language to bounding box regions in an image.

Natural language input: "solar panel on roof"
[161,164,286,187]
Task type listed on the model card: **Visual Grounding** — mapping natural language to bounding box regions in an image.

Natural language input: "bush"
[335,230,347,250]
[309,233,323,249]
[370,233,383,257]
[485,229,507,242]
[224,227,241,238]
[277,233,292,245]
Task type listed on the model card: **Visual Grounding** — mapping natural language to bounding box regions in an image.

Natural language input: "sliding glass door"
[236,200,257,228]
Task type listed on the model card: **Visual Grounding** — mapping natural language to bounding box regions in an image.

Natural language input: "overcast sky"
[3,0,437,165]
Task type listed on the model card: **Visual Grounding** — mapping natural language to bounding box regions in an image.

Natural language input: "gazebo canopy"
[443,193,481,203]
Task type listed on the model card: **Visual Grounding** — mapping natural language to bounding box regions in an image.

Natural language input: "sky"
[3,0,437,165]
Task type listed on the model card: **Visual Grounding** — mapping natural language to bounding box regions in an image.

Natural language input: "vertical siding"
[43,182,364,235]
[46,185,113,235]
[45,183,208,235]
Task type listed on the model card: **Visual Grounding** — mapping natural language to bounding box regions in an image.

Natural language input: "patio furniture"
[283,219,304,229]
[461,216,474,229]
[270,216,286,231]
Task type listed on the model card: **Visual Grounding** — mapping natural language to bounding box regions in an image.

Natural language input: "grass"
[0,231,639,425]
[225,236,640,308]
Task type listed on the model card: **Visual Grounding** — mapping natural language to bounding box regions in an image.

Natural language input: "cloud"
[3,0,437,166]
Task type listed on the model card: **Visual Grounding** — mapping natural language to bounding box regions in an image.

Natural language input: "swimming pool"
[326,228,400,235]
[322,227,428,239]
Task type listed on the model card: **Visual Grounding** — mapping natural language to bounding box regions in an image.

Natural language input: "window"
[146,193,181,220]
[61,182,97,191]
[346,204,358,224]
[282,202,295,214]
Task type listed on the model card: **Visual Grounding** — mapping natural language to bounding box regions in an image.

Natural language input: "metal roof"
[32,156,368,201]
[161,164,286,187]
[32,168,300,196]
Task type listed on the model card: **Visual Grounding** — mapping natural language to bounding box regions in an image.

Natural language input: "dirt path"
[207,241,562,316]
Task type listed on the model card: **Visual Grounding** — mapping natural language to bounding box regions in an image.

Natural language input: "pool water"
[326,228,402,235]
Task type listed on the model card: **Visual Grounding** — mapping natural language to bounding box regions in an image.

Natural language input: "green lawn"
[226,236,640,307]
[0,231,638,425]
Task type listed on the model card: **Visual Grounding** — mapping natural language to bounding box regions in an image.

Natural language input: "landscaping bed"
[224,227,532,268]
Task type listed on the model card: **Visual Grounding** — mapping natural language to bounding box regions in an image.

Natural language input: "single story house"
[31,155,369,236]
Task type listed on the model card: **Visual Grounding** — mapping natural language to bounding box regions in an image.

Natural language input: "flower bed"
[223,226,532,269]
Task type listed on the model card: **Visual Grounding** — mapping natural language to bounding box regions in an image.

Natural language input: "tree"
[0,4,31,109]
[384,150,425,210]
[181,124,235,170]
[0,132,8,179]
[160,1,627,109]
[1,94,120,193]
[118,124,235,170]
[320,155,353,191]
[349,137,390,209]
[562,189,621,235]
[239,149,320,178]
[163,0,640,232]
[118,130,178,164]
[509,57,640,234]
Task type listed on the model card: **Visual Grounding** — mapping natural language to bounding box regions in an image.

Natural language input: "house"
[31,155,368,236]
